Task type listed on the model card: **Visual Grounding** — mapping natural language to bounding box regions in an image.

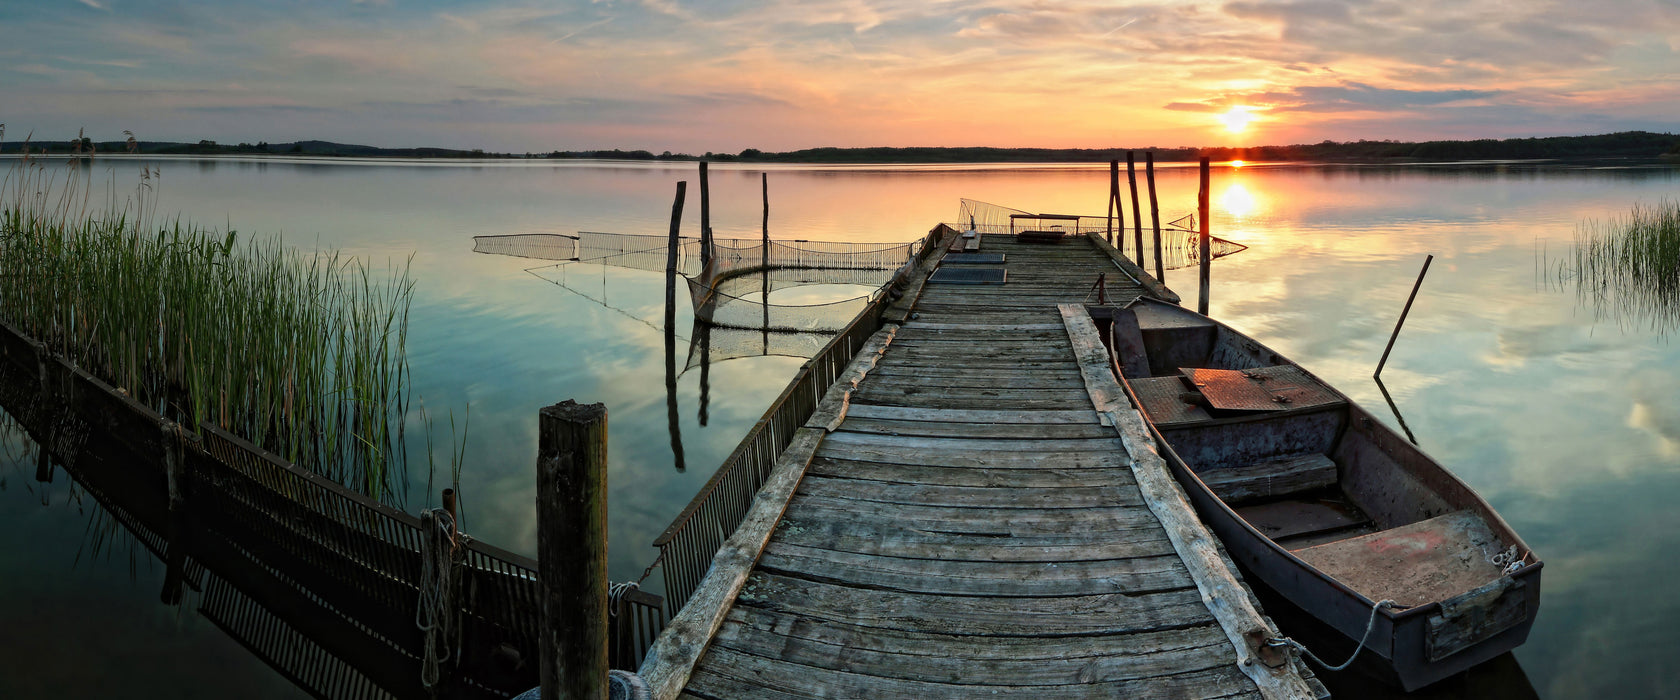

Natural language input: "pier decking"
[642,232,1319,699]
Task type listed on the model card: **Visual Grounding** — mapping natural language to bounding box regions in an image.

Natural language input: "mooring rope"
[416,508,467,691]
[1267,598,1399,672]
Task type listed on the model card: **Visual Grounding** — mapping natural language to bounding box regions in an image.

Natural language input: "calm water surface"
[2,157,1677,698]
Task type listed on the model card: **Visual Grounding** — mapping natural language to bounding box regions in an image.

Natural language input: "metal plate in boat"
[1182,366,1340,412]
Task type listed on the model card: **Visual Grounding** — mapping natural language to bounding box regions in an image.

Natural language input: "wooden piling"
[666,181,688,473]
[665,182,687,319]
[1108,161,1122,251]
[1198,157,1211,316]
[699,162,712,272]
[1107,160,1119,245]
[441,488,459,534]
[1128,152,1144,269]
[1147,152,1164,282]
[1375,254,1434,379]
[537,400,610,700]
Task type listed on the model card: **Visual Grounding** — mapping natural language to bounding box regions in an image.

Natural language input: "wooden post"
[1127,151,1143,268]
[1375,254,1434,379]
[1146,151,1164,283]
[761,172,770,348]
[1198,157,1211,316]
[441,488,459,539]
[537,400,610,700]
[160,421,188,606]
[1107,160,1118,245]
[665,181,687,473]
[699,161,712,272]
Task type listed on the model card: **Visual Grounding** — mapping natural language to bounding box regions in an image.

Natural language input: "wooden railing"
[651,229,941,614]
[0,317,665,695]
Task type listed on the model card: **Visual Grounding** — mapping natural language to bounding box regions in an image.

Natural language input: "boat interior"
[1098,299,1533,610]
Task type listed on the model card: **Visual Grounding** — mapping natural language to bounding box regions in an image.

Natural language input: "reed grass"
[1555,199,1680,334]
[0,149,414,500]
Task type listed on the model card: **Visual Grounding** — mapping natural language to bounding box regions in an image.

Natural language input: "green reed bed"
[1556,200,1680,334]
[0,155,413,500]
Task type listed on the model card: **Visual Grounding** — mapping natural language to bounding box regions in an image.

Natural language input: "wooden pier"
[640,231,1324,699]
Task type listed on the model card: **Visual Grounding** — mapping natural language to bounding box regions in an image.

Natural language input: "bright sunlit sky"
[3,0,1678,152]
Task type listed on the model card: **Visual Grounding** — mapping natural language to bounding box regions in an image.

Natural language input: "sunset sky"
[3,0,1678,152]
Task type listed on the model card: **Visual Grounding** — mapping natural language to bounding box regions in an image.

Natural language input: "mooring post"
[762,172,771,338]
[665,181,688,473]
[1128,151,1144,268]
[1107,159,1119,245]
[1375,254,1434,379]
[699,161,712,273]
[537,400,610,700]
[1198,157,1211,316]
[441,488,460,544]
[1146,151,1164,282]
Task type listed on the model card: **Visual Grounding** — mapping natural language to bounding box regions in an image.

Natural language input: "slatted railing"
[0,316,666,694]
[651,229,941,614]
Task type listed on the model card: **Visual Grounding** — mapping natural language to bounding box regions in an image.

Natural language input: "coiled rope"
[417,508,468,691]
[1267,598,1400,672]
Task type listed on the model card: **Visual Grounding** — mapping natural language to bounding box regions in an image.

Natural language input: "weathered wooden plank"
[819,430,1122,454]
[712,611,1237,685]
[687,647,1258,699]
[1059,303,1316,700]
[835,416,1115,440]
[726,605,1227,660]
[841,404,1098,424]
[851,387,1093,407]
[733,572,1211,637]
[772,513,1178,562]
[796,473,1141,509]
[757,542,1194,597]
[899,322,1066,332]
[807,456,1133,488]
[855,373,1086,391]
[1199,453,1338,504]
[813,441,1130,469]
[784,494,1165,533]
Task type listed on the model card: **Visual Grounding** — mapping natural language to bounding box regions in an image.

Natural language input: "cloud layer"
[2,0,1676,151]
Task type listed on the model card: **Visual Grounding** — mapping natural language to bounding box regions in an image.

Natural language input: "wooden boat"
[1096,298,1542,691]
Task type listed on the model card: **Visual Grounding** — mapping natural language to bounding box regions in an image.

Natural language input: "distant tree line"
[7,131,1678,163]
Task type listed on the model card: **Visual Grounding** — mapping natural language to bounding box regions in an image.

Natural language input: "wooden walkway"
[642,233,1319,699]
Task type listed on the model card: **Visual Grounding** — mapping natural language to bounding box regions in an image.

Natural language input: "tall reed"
[1555,200,1680,334]
[0,151,414,500]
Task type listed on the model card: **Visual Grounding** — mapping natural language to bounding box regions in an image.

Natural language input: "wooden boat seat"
[1132,305,1216,375]
[1235,495,1371,544]
[1200,453,1338,504]
[1292,510,1508,608]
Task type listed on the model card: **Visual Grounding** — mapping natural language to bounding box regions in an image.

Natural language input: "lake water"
[3,156,1678,698]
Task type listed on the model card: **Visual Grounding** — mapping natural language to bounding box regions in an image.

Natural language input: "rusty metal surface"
[1183,366,1341,413]
[1130,376,1212,426]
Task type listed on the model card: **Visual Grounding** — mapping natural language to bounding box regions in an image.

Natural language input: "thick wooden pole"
[1127,151,1143,267]
[1107,159,1118,245]
[699,161,712,271]
[1198,157,1211,316]
[1375,254,1434,379]
[1147,151,1164,282]
[665,182,687,473]
[761,172,770,345]
[538,400,610,700]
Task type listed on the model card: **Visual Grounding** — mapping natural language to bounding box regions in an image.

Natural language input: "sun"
[1219,107,1253,133]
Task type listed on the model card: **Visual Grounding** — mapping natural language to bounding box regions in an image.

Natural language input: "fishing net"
[684,324,838,373]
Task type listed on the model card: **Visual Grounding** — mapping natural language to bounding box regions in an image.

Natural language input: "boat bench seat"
[1200,453,1338,504]
[1293,510,1508,608]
